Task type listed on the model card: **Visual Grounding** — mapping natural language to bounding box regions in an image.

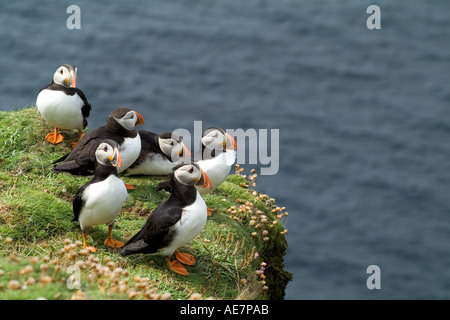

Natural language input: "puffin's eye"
[188,167,194,174]
[60,69,63,75]
[103,146,108,152]
[170,141,174,146]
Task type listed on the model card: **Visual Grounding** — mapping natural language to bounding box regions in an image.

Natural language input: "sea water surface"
[1,0,449,299]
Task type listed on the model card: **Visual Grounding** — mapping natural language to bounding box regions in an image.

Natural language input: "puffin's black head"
[106,108,144,131]
[201,127,237,158]
[173,163,211,189]
[53,64,77,88]
[158,132,191,161]
[95,139,122,167]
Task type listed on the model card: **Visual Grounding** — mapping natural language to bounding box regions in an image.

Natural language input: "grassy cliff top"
[0,106,291,300]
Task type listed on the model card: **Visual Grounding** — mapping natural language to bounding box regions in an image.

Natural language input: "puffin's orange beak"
[225,133,237,150]
[201,169,212,189]
[109,148,122,168]
[181,142,191,158]
[135,112,144,127]
[69,70,77,88]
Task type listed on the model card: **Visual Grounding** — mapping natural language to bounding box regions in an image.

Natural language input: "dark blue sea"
[1,0,449,299]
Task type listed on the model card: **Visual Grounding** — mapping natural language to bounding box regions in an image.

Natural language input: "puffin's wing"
[52,153,69,164]
[138,130,158,151]
[127,130,159,169]
[143,206,182,243]
[121,206,182,256]
[76,88,91,128]
[120,239,150,256]
[52,157,95,176]
[52,127,109,175]
[69,127,106,158]
[51,136,98,175]
[72,184,88,222]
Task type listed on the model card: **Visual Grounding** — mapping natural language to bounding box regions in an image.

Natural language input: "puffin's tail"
[51,154,75,174]
[120,239,150,257]
[51,161,73,174]
[52,160,89,176]
[52,153,70,164]
[120,228,149,257]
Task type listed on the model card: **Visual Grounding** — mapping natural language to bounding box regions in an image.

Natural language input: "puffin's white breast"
[158,192,207,257]
[36,89,84,130]
[117,135,141,173]
[196,150,236,194]
[78,175,128,231]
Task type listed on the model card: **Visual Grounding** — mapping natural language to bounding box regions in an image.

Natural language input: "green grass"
[0,106,291,300]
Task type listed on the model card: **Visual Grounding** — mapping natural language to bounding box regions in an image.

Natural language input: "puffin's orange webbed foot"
[46,128,64,145]
[207,207,215,217]
[174,250,196,266]
[84,245,97,253]
[104,237,124,248]
[82,233,97,252]
[104,225,124,248]
[165,257,189,276]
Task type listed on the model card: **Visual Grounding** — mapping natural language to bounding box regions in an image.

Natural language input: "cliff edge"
[0,107,292,300]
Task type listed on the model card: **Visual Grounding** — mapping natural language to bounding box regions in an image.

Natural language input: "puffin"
[123,130,191,176]
[120,163,212,276]
[72,139,128,252]
[52,108,144,181]
[193,127,237,195]
[36,64,91,147]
